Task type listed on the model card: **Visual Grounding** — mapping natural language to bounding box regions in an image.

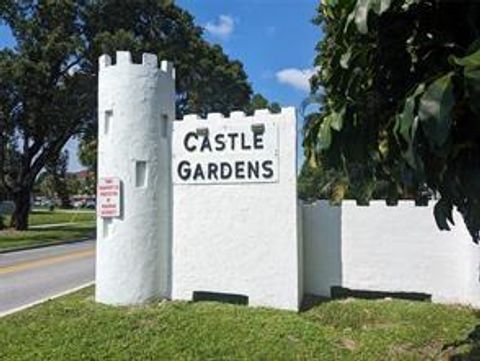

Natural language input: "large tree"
[0,0,253,229]
[0,1,93,229]
[305,0,480,241]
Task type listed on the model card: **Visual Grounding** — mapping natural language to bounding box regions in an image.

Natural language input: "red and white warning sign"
[98,177,121,218]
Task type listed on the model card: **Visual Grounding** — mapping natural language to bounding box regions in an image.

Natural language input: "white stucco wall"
[303,200,480,307]
[95,51,175,305]
[94,51,480,311]
[171,109,302,311]
[303,202,342,297]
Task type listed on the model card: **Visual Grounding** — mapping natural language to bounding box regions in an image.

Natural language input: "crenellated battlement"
[179,107,295,122]
[99,51,175,79]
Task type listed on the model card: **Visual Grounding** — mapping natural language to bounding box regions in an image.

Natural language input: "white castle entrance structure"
[96,52,480,311]
[95,51,301,310]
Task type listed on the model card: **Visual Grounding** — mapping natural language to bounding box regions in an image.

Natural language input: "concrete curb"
[0,281,95,318]
[0,237,95,254]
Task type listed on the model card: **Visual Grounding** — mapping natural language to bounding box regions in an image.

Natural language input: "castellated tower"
[95,51,175,305]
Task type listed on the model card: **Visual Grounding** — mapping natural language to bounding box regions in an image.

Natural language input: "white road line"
[0,281,95,318]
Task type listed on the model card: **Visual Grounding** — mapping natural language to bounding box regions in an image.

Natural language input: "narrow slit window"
[104,110,113,135]
[160,114,168,138]
[135,161,147,188]
[103,218,113,238]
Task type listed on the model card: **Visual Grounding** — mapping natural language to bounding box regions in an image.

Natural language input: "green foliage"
[0,0,255,229]
[306,0,480,241]
[78,135,97,194]
[0,210,95,250]
[298,154,349,202]
[40,150,70,207]
[244,93,282,115]
[0,222,95,251]
[26,210,95,226]
[66,177,82,197]
[83,0,252,116]
[0,0,95,228]
[298,162,324,201]
[78,137,97,173]
[1,287,479,360]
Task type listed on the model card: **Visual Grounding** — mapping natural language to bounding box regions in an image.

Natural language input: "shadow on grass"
[192,291,249,306]
[301,294,333,312]
[302,287,432,312]
[330,286,432,302]
[444,311,480,360]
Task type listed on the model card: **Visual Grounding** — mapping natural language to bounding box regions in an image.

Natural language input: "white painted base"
[171,109,302,311]
[303,201,480,308]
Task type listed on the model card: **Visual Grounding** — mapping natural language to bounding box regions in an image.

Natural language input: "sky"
[177,0,320,106]
[0,0,321,171]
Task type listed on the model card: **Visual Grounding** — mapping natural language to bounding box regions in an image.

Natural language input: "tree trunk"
[10,187,31,230]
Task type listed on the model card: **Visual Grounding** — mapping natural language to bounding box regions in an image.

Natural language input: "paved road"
[0,241,95,315]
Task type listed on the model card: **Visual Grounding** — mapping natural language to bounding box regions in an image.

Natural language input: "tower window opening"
[104,110,113,135]
[161,114,168,138]
[135,161,148,188]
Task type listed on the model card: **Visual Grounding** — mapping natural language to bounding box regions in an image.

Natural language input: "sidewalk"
[29,222,89,229]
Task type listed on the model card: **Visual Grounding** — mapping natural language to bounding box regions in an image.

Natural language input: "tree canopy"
[83,0,253,116]
[244,93,281,115]
[39,150,70,208]
[0,0,255,229]
[305,0,480,241]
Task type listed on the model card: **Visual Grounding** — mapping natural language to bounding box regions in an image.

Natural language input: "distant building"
[67,169,93,181]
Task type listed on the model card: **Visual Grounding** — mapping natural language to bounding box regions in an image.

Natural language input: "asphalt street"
[0,241,95,315]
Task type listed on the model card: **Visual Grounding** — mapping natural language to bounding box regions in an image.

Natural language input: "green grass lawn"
[26,209,95,226]
[1,287,479,360]
[0,210,96,251]
[0,222,95,251]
